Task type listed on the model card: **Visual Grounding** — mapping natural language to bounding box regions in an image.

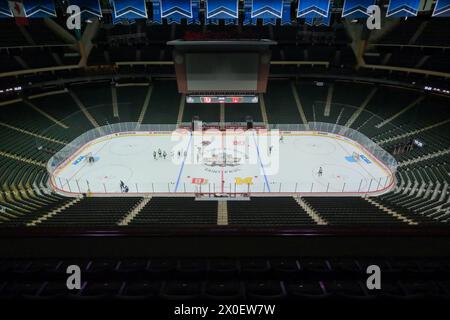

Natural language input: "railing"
[0,64,81,78]
[362,63,450,79]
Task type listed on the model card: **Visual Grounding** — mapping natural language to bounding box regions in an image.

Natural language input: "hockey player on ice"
[318,167,323,177]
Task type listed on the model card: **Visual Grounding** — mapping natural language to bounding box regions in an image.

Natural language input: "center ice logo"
[170,128,280,176]
[203,152,241,167]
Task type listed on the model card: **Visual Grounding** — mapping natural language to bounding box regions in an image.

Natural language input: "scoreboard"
[186,96,259,104]
[168,40,276,95]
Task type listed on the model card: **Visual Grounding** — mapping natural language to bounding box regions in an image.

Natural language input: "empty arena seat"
[228,197,315,226]
[130,198,217,225]
[302,197,406,225]
[38,197,142,227]
[0,257,449,300]
[204,280,243,300]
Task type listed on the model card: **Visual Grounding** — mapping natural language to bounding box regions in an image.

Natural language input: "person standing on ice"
[318,167,323,177]
[158,148,162,158]
[163,151,167,159]
[153,151,157,160]
[269,145,273,155]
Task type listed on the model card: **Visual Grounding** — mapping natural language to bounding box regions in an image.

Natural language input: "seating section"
[183,103,220,123]
[1,193,70,227]
[228,197,315,226]
[379,19,424,45]
[368,18,450,74]
[0,20,27,47]
[303,197,406,225]
[0,79,449,227]
[0,50,23,72]
[130,198,217,225]
[265,81,302,123]
[415,20,450,46]
[0,19,76,70]
[1,257,449,300]
[142,81,180,124]
[38,197,141,227]
[0,18,448,93]
[0,158,47,196]
[116,86,149,122]
[88,22,355,69]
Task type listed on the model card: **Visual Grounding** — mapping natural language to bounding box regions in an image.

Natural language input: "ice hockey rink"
[49,129,396,197]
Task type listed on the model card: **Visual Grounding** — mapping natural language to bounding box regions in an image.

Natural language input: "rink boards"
[49,129,396,197]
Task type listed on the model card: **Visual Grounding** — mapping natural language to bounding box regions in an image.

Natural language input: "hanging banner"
[206,0,239,19]
[111,0,147,19]
[304,16,314,25]
[23,0,56,17]
[188,0,200,24]
[251,0,283,19]
[297,0,331,18]
[0,0,12,17]
[280,0,291,25]
[162,0,192,24]
[161,0,192,18]
[386,0,421,17]
[432,0,450,16]
[243,0,256,24]
[151,0,162,23]
[342,0,376,18]
[68,0,102,17]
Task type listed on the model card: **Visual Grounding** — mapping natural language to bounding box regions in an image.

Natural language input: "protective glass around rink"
[45,122,398,197]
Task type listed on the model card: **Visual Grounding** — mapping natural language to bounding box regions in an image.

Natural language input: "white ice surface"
[50,130,395,196]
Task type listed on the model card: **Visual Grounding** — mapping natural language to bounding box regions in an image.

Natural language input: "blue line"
[251,132,271,192]
[174,132,193,192]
